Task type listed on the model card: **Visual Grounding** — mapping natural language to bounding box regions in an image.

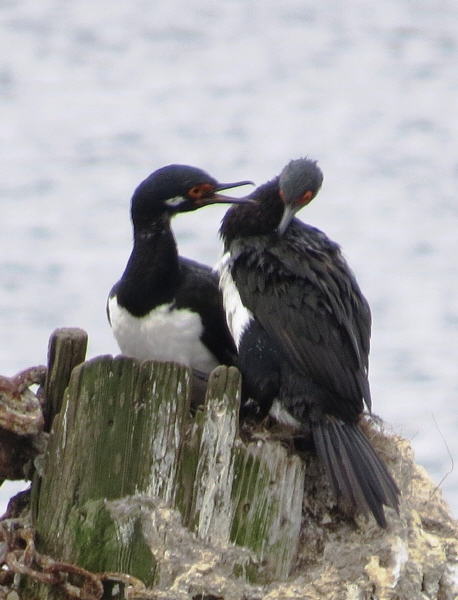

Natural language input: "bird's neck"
[116,217,180,316]
[220,178,283,248]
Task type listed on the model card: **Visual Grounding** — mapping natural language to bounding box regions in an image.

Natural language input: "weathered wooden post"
[5,328,456,600]
[43,327,88,429]
[34,355,192,588]
[29,330,307,598]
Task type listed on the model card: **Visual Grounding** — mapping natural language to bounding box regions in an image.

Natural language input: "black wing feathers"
[175,257,237,366]
[230,223,372,415]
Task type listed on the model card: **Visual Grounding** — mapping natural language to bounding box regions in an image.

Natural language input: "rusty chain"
[0,366,47,437]
[0,518,154,599]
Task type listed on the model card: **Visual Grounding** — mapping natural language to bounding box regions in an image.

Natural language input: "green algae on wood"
[231,441,305,581]
[31,339,306,598]
[20,329,458,599]
[66,498,156,583]
[186,366,305,582]
[188,365,241,545]
[34,356,191,587]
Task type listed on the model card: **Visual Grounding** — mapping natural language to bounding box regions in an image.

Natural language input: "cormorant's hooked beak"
[216,180,254,192]
[277,205,296,236]
[203,180,255,206]
[277,189,315,235]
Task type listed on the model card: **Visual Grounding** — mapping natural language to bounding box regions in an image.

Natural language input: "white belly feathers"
[107,296,218,374]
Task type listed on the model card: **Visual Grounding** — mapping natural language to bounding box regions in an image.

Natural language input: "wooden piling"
[6,329,457,600]
[34,356,191,586]
[28,330,306,597]
[44,327,88,429]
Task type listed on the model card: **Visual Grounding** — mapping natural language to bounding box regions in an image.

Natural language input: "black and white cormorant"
[107,164,252,374]
[218,158,399,527]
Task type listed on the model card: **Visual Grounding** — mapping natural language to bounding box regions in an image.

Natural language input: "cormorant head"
[277,158,323,235]
[131,164,253,228]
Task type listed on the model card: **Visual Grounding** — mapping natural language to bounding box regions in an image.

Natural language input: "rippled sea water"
[1,0,457,515]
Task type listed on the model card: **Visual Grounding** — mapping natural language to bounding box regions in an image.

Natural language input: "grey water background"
[1,0,457,516]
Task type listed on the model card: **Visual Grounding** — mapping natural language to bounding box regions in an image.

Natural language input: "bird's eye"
[300,190,314,206]
[188,183,214,200]
[189,186,202,199]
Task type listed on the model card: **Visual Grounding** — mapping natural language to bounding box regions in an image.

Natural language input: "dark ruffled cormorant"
[218,158,399,527]
[107,164,252,374]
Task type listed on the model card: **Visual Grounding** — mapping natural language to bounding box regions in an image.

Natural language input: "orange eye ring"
[300,190,314,205]
[188,183,214,200]
[188,186,202,199]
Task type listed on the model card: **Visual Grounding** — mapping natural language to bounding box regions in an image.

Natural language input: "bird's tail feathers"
[312,417,400,528]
